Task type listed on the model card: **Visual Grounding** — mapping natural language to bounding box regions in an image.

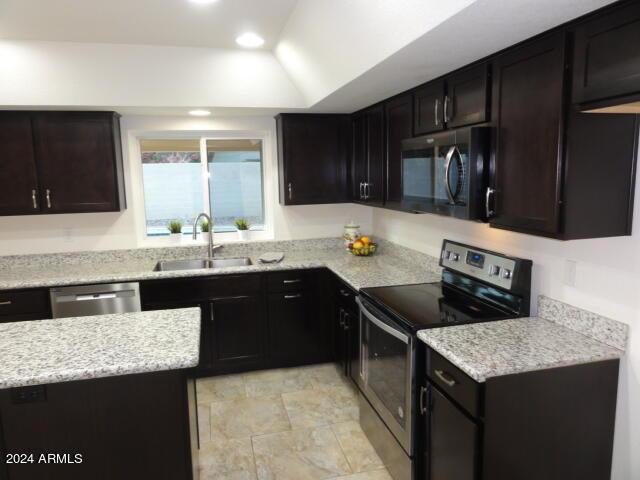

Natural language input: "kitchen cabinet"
[385,94,413,209]
[490,32,639,239]
[0,289,50,322]
[414,64,489,136]
[209,295,266,370]
[422,348,620,480]
[352,105,385,205]
[572,1,640,109]
[267,269,330,366]
[276,113,350,205]
[0,113,40,216]
[333,278,359,382]
[0,111,125,216]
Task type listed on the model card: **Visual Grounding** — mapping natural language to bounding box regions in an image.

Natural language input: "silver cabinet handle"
[364,182,371,200]
[288,182,292,200]
[434,369,457,387]
[31,189,38,209]
[485,187,495,218]
[284,294,302,299]
[359,182,364,200]
[46,189,51,209]
[283,279,301,284]
[419,386,427,414]
[434,99,439,126]
[339,308,345,328]
[443,95,450,123]
[0,300,12,306]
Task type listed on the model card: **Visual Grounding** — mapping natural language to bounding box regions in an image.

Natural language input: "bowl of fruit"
[348,236,377,256]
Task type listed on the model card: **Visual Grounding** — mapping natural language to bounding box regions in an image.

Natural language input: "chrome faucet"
[193,213,221,260]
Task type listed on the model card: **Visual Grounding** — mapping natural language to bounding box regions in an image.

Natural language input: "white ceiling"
[0,0,298,49]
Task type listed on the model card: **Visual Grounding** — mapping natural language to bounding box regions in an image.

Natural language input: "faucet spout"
[193,213,216,260]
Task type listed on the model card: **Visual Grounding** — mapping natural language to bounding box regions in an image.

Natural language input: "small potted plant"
[200,218,210,233]
[234,218,250,241]
[167,219,183,244]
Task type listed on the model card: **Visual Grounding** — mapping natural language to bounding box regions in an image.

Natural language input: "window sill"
[140,230,274,248]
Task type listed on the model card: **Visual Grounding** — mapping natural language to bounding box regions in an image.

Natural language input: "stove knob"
[488,265,501,276]
[450,253,460,261]
[502,269,512,279]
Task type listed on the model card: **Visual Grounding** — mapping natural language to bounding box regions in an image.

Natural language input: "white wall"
[0,115,373,255]
[0,40,305,109]
[372,144,640,479]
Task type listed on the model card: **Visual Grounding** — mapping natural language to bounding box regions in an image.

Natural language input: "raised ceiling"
[0,0,298,49]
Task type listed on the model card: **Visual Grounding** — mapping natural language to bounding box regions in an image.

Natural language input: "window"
[140,138,264,236]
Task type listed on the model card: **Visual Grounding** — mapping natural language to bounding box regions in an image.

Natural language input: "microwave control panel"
[440,240,518,290]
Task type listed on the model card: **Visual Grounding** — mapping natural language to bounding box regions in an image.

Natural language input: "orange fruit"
[360,236,371,245]
[352,240,364,249]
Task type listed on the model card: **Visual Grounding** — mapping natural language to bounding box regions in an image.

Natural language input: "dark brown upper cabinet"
[573,1,640,110]
[0,113,40,216]
[276,113,350,205]
[0,111,125,216]
[384,94,413,209]
[490,32,638,239]
[414,80,446,135]
[414,64,489,135]
[33,112,125,214]
[352,105,385,206]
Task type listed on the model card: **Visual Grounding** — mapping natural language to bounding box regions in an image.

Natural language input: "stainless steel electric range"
[355,239,532,480]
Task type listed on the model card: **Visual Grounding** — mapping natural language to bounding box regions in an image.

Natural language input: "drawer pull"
[434,369,457,387]
[283,279,302,284]
[284,294,302,299]
[339,289,351,298]
[0,300,12,306]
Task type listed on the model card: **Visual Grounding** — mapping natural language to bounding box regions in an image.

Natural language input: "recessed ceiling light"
[189,109,211,117]
[236,32,265,48]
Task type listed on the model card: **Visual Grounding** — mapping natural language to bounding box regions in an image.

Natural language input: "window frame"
[134,130,274,246]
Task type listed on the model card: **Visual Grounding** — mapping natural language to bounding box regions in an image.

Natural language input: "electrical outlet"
[563,259,577,287]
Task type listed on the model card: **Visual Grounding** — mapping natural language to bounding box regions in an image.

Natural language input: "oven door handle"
[356,297,409,344]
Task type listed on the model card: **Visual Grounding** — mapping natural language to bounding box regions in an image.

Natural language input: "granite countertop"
[0,240,442,292]
[417,317,624,383]
[0,308,201,389]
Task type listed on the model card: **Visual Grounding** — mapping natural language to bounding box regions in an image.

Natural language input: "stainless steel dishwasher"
[50,282,141,318]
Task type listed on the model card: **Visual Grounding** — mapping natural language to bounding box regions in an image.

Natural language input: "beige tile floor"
[196,363,392,480]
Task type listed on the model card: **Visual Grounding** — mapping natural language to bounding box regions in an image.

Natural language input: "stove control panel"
[441,240,519,290]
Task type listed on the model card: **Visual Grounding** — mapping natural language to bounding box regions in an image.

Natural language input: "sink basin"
[154,257,252,271]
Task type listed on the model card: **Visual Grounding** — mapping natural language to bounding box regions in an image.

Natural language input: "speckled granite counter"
[418,314,625,383]
[0,307,201,389]
[0,238,442,292]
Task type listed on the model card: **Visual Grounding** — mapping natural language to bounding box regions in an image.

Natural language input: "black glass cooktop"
[359,282,514,332]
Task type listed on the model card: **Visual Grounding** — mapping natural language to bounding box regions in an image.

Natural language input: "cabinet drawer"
[0,289,50,320]
[267,270,316,293]
[427,349,482,417]
[141,274,262,304]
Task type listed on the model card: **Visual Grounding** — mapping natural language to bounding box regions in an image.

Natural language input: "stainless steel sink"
[154,257,252,271]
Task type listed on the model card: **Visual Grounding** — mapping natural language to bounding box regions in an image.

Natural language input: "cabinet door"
[446,63,490,129]
[385,95,413,209]
[0,113,40,216]
[33,112,123,214]
[277,114,349,205]
[335,307,348,376]
[490,34,566,235]
[344,308,359,383]
[268,291,326,364]
[209,295,266,370]
[365,105,385,206]
[352,113,368,201]
[573,2,640,106]
[414,81,445,135]
[428,386,479,480]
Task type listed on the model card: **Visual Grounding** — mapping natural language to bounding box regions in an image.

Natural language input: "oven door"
[357,297,414,455]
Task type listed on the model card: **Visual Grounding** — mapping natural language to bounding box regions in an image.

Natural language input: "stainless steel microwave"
[400,126,491,220]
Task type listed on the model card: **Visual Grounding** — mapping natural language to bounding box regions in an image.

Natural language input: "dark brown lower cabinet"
[209,295,266,370]
[422,347,620,480]
[333,277,359,382]
[0,289,51,323]
[426,386,479,480]
[0,371,195,480]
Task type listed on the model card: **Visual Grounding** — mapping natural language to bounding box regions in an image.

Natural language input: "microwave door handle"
[444,146,456,204]
[356,297,409,344]
[486,187,496,217]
